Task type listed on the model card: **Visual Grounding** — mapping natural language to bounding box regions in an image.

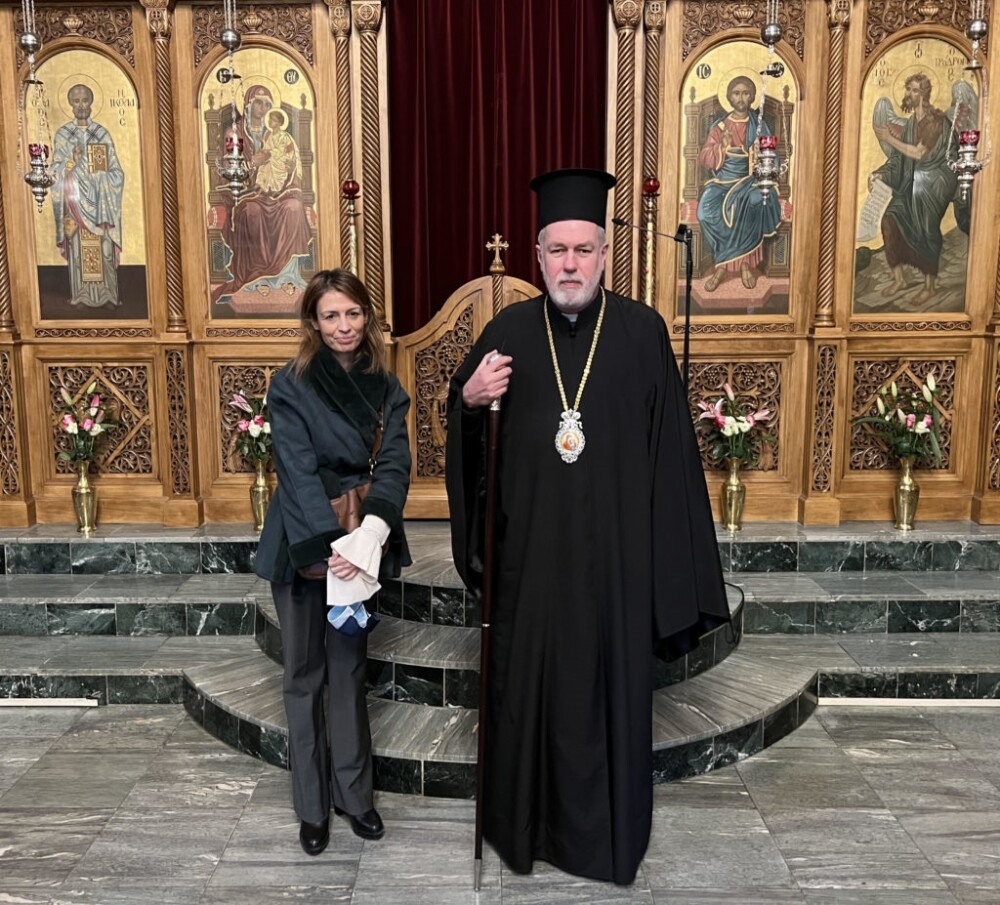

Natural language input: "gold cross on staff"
[486,233,509,274]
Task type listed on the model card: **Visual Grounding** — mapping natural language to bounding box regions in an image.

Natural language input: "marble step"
[180,643,818,795]
[2,570,994,640]
[2,521,999,580]
[5,631,1000,796]
[733,570,1000,634]
[255,589,747,695]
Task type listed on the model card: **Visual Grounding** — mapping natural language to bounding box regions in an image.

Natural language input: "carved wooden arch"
[678,30,807,94]
[858,24,979,85]
[193,33,316,80]
[395,274,539,517]
[19,37,145,108]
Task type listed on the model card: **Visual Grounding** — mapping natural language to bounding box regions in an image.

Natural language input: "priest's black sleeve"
[648,319,731,660]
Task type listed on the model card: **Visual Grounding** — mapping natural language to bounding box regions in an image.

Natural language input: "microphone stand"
[612,217,693,395]
[680,225,692,396]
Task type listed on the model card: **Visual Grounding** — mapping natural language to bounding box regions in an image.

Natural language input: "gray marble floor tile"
[208,806,362,888]
[760,806,922,853]
[121,747,264,810]
[0,808,113,887]
[894,808,1000,900]
[812,573,925,597]
[800,893,958,904]
[815,707,957,748]
[0,635,72,666]
[918,707,1000,749]
[499,885,651,904]
[649,893,806,905]
[0,706,84,738]
[352,887,501,904]
[735,748,883,811]
[41,881,211,903]
[767,714,837,749]
[785,851,949,890]
[651,765,754,809]
[0,738,58,795]
[845,747,1000,810]
[200,887,354,904]
[73,574,187,602]
[837,635,948,667]
[0,574,98,598]
[353,820,501,889]
[1,751,157,808]
[43,636,167,669]
[642,807,795,889]
[66,808,242,882]
[47,703,184,751]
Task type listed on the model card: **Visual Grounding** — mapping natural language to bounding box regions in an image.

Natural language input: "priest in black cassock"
[445,168,730,885]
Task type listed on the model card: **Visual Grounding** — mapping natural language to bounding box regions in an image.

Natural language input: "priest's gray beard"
[546,268,603,313]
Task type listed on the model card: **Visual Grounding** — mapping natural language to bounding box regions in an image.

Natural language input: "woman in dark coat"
[254,269,411,855]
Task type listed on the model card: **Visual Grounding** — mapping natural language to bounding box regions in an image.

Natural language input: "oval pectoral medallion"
[554,409,585,463]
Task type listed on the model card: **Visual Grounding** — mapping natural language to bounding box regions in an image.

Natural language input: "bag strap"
[368,405,384,476]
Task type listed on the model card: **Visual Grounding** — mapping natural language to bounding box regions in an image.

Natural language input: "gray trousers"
[272,575,373,823]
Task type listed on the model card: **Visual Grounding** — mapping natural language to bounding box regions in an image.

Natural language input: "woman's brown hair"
[291,269,387,376]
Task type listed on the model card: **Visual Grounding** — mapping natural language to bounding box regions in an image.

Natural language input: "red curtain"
[387,0,608,335]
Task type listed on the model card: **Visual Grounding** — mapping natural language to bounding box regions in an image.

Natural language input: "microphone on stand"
[611,217,694,396]
[612,217,689,243]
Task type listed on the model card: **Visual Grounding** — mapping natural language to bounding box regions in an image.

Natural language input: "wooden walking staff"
[473,360,502,891]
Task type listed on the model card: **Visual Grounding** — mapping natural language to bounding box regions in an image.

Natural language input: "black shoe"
[299,817,330,856]
[334,805,384,840]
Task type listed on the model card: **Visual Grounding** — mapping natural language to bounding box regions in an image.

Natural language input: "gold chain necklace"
[543,287,606,463]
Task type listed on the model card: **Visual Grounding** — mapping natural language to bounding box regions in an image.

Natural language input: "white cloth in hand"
[326,514,390,608]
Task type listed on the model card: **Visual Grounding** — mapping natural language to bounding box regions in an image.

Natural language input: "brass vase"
[249,460,271,532]
[72,461,97,535]
[721,457,746,531]
[894,455,919,531]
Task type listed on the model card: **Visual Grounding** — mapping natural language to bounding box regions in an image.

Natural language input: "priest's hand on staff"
[462,350,513,408]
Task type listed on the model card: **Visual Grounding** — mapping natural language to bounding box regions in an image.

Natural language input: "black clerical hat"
[530,168,617,229]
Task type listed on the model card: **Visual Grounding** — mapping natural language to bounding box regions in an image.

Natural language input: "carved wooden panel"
[206,327,301,338]
[48,364,153,475]
[811,345,837,492]
[689,360,782,472]
[192,4,314,67]
[849,358,954,470]
[673,323,795,334]
[165,350,191,495]
[34,328,155,339]
[0,352,21,495]
[218,363,282,474]
[865,0,991,57]
[15,7,136,68]
[414,304,474,479]
[989,350,1000,490]
[682,0,806,59]
[849,321,972,332]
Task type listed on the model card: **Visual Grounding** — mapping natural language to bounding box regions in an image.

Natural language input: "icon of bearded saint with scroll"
[863,74,975,309]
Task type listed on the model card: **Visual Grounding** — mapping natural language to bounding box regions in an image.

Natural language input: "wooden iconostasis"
[0,0,998,527]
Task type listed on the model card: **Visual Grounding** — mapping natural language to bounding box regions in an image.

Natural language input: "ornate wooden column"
[352,0,389,330]
[813,0,850,329]
[639,2,664,303]
[610,0,642,297]
[0,171,31,522]
[0,171,12,334]
[142,0,186,334]
[327,1,357,271]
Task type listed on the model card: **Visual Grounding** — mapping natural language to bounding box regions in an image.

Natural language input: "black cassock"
[446,291,729,885]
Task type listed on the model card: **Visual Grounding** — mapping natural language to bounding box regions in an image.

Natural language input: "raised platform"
[0,520,998,797]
